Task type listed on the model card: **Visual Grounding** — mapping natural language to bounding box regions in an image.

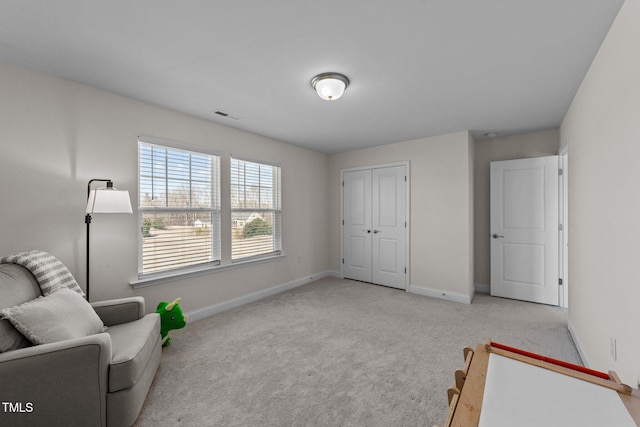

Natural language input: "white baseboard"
[475,283,490,294]
[567,318,590,367]
[408,284,473,304]
[186,270,340,323]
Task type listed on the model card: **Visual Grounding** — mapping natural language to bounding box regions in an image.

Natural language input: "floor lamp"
[85,179,133,301]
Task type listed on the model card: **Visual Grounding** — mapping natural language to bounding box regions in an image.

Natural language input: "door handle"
[362,229,371,233]
[492,234,504,239]
[373,230,381,234]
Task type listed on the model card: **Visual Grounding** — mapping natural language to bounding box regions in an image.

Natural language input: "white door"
[343,165,407,289]
[372,166,407,288]
[343,169,372,283]
[490,156,559,305]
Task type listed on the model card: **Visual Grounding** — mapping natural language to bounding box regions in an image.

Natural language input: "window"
[138,138,220,275]
[231,158,281,261]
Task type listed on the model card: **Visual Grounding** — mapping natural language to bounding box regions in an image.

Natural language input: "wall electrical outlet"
[610,336,617,361]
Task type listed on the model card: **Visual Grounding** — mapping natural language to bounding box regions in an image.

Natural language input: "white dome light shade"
[311,73,350,101]
[314,78,346,101]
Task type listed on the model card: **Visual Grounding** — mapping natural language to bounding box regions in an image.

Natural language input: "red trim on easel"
[490,341,610,380]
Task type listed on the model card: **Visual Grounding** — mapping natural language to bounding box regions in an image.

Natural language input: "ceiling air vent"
[213,110,244,121]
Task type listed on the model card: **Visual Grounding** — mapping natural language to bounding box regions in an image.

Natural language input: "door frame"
[340,161,411,290]
[558,143,569,308]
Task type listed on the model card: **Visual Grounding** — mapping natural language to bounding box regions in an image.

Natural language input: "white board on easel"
[478,354,636,426]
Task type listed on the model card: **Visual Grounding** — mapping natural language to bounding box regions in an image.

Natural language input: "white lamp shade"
[86,188,133,214]
[314,77,347,101]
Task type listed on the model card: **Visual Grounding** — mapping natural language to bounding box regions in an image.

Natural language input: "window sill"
[130,254,286,289]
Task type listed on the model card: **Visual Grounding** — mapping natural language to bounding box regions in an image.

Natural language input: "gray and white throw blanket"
[1,250,85,297]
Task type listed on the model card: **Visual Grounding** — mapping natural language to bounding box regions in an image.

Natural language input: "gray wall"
[0,60,330,314]
[561,0,640,385]
[329,131,475,303]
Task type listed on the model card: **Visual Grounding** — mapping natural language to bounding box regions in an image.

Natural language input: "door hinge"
[342,258,344,264]
[342,181,344,187]
[405,221,407,228]
[559,223,563,231]
[342,219,344,225]
[559,169,564,176]
[559,278,563,285]
[404,267,407,274]
[404,175,407,182]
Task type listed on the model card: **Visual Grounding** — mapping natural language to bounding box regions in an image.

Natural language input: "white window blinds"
[231,158,281,261]
[138,139,220,275]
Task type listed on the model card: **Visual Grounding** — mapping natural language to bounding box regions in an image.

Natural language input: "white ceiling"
[0,1,625,154]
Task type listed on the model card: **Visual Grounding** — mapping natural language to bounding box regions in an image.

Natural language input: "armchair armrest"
[92,296,146,326]
[0,333,111,427]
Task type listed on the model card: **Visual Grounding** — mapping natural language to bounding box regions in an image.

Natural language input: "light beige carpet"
[134,277,580,427]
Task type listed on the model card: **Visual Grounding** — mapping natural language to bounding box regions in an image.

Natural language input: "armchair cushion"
[0,263,41,352]
[0,319,32,352]
[1,250,84,296]
[0,288,106,345]
[107,313,160,392]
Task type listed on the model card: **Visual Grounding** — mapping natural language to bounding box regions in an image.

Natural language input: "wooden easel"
[438,340,640,427]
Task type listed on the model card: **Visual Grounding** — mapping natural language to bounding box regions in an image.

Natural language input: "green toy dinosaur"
[156,298,187,347]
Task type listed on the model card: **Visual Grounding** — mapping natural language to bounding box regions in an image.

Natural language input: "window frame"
[230,156,282,263]
[137,136,221,278]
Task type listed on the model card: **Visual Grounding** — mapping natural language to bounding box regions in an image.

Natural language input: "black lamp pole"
[85,179,112,302]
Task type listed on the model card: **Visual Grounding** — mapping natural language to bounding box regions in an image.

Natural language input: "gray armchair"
[0,263,161,427]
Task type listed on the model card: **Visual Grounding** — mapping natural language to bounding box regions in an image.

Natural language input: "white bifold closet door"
[342,165,407,290]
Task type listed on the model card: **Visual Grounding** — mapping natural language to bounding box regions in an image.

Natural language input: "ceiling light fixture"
[311,72,350,101]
